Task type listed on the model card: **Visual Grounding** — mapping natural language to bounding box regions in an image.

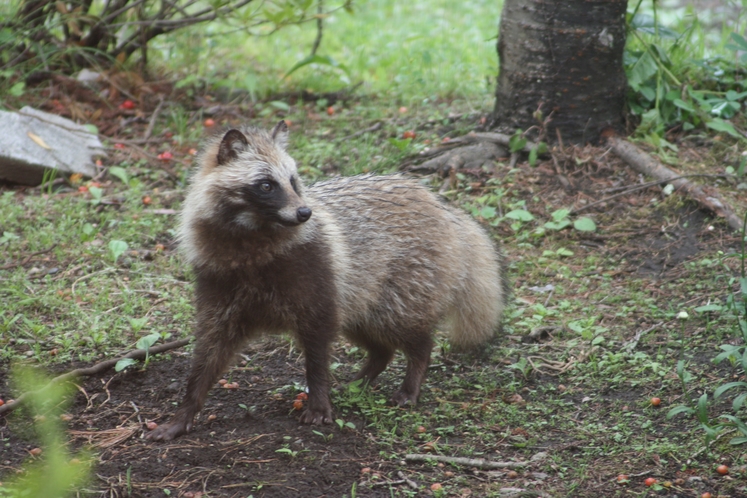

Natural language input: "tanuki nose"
[296,207,312,223]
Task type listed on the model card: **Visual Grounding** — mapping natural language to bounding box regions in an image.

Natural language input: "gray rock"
[0,106,105,185]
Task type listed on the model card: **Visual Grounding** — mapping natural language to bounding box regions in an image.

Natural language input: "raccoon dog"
[148,121,506,441]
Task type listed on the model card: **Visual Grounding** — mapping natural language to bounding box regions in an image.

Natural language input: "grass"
[2,0,747,496]
[156,0,499,105]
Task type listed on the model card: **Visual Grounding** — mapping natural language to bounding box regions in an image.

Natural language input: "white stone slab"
[0,106,105,185]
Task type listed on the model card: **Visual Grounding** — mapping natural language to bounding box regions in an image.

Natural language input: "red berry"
[644,477,657,486]
[113,143,125,149]
[616,474,628,483]
[295,392,308,401]
[650,397,661,407]
[702,493,713,498]
[716,464,729,475]
[326,106,335,116]
[293,399,304,410]
[158,151,173,161]
[29,448,42,456]
[146,421,158,430]
[119,100,135,110]
[204,118,216,127]
[0,399,4,407]
[402,130,416,139]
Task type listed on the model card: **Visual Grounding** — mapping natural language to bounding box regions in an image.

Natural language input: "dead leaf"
[27,131,51,150]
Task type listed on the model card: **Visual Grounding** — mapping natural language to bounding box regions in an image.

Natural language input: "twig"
[623,321,664,351]
[338,121,382,141]
[608,137,743,231]
[143,97,165,141]
[405,454,526,470]
[309,0,323,56]
[571,174,731,215]
[0,244,58,270]
[0,338,191,416]
[521,326,562,344]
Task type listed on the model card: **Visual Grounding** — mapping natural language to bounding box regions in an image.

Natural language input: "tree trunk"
[493,0,628,145]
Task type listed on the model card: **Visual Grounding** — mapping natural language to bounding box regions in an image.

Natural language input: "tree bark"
[493,0,628,145]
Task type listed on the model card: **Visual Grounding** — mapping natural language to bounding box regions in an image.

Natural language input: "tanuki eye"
[260,182,273,192]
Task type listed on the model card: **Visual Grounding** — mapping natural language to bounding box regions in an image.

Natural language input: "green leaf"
[387,137,412,151]
[528,146,538,166]
[544,220,571,231]
[728,32,747,52]
[551,209,570,222]
[508,131,526,153]
[694,304,723,313]
[108,166,129,185]
[706,119,741,139]
[88,186,103,202]
[627,51,658,89]
[573,217,597,232]
[673,99,695,113]
[283,55,349,79]
[268,101,290,112]
[714,382,747,399]
[136,333,160,351]
[505,209,534,222]
[696,393,709,424]
[115,358,137,372]
[108,240,129,263]
[84,124,99,135]
[479,206,497,219]
[729,436,747,445]
[9,82,25,97]
[666,405,694,419]
[556,248,574,257]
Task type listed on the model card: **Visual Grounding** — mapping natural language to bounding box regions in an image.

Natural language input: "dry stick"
[0,338,190,416]
[571,174,731,215]
[309,0,323,56]
[143,97,165,141]
[405,454,526,470]
[608,137,743,231]
[338,121,382,141]
[0,244,58,270]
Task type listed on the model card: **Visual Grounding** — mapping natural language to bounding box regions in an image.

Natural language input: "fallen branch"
[143,97,165,141]
[0,338,190,416]
[0,244,58,270]
[338,121,382,141]
[405,453,526,470]
[571,174,731,215]
[609,137,743,231]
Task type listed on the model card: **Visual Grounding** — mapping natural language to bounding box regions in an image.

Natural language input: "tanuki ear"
[217,129,248,166]
[271,120,289,150]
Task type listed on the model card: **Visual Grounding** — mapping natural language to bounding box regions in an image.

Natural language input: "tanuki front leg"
[296,320,336,425]
[148,329,244,441]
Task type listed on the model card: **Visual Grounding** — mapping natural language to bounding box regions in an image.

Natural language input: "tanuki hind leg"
[390,331,433,407]
[352,340,395,385]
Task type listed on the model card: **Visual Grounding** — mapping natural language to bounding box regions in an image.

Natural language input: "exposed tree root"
[609,137,743,232]
[405,131,539,175]
[0,338,190,416]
